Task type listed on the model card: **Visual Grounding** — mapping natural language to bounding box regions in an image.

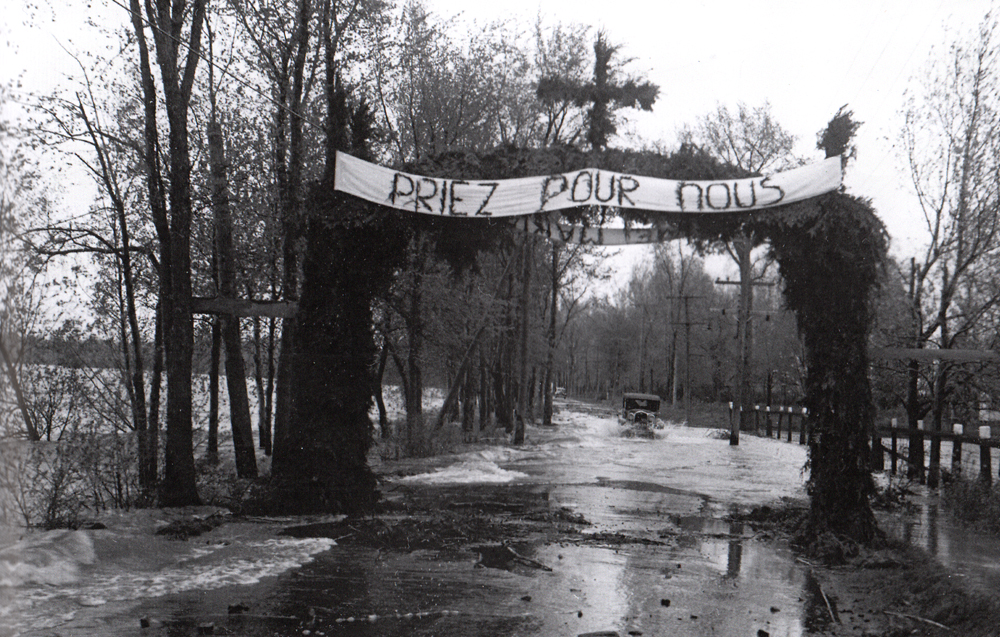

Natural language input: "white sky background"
[428,0,995,284]
[3,0,997,297]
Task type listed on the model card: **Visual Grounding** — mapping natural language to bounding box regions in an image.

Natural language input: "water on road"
[0,400,855,636]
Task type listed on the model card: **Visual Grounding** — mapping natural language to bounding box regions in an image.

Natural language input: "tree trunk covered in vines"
[769,194,887,544]
[275,202,381,514]
[269,78,406,514]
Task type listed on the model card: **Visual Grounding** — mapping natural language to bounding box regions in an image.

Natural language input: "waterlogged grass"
[943,477,1000,535]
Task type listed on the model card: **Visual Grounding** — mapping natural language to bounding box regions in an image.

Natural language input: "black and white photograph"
[2,1,1000,635]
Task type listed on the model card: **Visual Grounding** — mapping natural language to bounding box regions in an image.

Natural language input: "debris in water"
[475,544,552,571]
[156,513,226,540]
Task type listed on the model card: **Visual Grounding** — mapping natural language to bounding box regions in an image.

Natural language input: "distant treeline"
[24,334,129,369]
[24,332,233,375]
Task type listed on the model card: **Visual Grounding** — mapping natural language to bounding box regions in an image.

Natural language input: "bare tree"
[680,100,798,439]
[29,74,161,494]
[901,12,1000,487]
[128,0,208,507]
[227,0,322,464]
[0,86,43,441]
[204,19,258,479]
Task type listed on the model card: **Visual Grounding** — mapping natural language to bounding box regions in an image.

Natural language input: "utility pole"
[661,295,706,424]
[684,295,692,425]
[715,234,775,446]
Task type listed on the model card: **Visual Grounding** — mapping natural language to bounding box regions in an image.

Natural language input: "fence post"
[951,424,964,478]
[910,420,925,484]
[980,425,992,485]
[765,406,773,437]
[872,420,884,471]
[890,418,898,475]
[787,407,793,443]
[728,402,734,433]
[799,408,808,445]
[776,407,783,439]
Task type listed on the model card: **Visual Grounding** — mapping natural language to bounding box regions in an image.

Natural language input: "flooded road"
[5,401,833,636]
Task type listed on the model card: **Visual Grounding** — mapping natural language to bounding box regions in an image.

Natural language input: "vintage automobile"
[619,392,662,438]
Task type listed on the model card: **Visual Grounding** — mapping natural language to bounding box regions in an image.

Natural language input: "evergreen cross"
[537,32,659,151]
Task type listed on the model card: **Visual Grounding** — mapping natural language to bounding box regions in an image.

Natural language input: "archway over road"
[334,140,888,544]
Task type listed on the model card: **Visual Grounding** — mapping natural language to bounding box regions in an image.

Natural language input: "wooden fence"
[879,420,999,486]
[728,404,999,486]
[728,403,811,445]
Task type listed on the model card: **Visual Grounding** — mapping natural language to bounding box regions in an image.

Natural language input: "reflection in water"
[879,490,1000,591]
[726,521,744,579]
[38,409,825,637]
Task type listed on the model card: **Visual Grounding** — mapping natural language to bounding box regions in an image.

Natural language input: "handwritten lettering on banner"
[518,214,679,246]
[333,151,842,217]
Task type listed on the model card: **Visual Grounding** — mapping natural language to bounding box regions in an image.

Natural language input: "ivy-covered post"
[270,89,406,515]
[771,194,886,543]
[768,107,887,544]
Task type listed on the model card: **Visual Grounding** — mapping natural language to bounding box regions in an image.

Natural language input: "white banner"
[334,151,842,217]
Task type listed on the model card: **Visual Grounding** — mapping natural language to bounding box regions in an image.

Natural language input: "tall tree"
[375,1,539,163]
[271,0,405,514]
[228,0,322,464]
[540,241,598,426]
[128,0,208,506]
[205,21,258,479]
[0,85,43,442]
[31,77,160,492]
[901,13,1000,487]
[767,110,887,543]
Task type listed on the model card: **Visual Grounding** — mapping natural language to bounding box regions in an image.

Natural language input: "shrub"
[0,433,140,529]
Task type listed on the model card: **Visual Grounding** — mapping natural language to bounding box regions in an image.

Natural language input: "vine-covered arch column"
[763,193,888,543]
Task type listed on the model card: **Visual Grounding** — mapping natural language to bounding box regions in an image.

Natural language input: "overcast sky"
[428,0,995,258]
[4,0,996,282]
